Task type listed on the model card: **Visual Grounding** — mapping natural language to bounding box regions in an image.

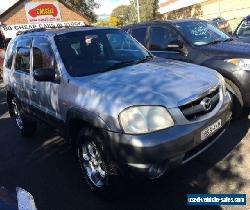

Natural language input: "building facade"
[0,0,90,25]
[159,0,250,30]
[0,0,90,39]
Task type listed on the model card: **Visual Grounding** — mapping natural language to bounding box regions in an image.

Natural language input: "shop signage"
[25,2,62,23]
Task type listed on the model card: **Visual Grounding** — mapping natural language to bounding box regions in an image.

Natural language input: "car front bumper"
[106,92,232,179]
[232,69,250,106]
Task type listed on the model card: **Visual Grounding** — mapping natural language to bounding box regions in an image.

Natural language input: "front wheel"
[76,127,118,193]
[11,98,37,137]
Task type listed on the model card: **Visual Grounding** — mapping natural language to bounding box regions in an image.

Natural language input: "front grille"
[180,87,220,121]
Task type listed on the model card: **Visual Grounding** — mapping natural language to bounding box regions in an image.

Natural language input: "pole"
[136,0,140,23]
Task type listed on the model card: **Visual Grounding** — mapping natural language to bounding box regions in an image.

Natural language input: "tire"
[225,78,243,119]
[11,98,37,137]
[76,127,118,193]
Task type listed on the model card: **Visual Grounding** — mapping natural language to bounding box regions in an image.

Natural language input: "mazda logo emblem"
[200,97,212,111]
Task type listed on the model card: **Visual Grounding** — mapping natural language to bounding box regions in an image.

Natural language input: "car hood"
[200,40,250,57]
[74,58,219,110]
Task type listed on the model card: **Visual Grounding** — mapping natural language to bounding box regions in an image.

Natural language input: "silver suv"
[3,27,231,192]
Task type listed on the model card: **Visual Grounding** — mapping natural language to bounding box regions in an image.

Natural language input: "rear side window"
[149,26,178,51]
[33,37,55,70]
[5,41,17,69]
[131,27,147,47]
[14,47,30,73]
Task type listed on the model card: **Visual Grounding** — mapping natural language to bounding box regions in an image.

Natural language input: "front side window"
[54,29,151,77]
[33,37,55,70]
[175,21,230,46]
[149,26,178,51]
[235,19,250,37]
[14,47,30,73]
[131,27,147,47]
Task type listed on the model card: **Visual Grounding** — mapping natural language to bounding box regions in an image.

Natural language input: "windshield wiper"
[223,37,234,42]
[204,39,223,45]
[104,55,153,71]
[135,55,154,64]
[104,60,137,71]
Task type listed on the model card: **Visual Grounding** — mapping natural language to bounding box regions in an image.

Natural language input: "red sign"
[28,4,58,17]
[25,2,61,23]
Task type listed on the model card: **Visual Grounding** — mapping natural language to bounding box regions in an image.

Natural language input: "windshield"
[54,29,151,77]
[235,19,250,37]
[174,21,230,46]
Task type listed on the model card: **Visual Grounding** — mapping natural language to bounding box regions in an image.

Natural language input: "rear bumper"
[106,92,232,178]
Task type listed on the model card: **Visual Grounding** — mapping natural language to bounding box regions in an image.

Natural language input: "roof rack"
[16,28,46,36]
[16,25,93,36]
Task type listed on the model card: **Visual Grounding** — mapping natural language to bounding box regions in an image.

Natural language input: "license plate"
[201,119,222,141]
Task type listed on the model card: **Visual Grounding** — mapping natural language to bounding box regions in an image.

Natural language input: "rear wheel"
[11,98,37,137]
[225,78,243,119]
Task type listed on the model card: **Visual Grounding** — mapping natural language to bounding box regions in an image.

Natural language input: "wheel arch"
[65,108,112,145]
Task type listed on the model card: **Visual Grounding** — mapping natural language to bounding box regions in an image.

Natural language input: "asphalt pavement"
[0,82,249,210]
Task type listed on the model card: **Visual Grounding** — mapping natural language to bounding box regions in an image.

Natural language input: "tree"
[129,0,159,22]
[111,5,131,26]
[63,0,100,22]
[108,16,121,27]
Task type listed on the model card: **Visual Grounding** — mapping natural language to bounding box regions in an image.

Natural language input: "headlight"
[217,73,226,95]
[119,106,174,134]
[225,58,250,70]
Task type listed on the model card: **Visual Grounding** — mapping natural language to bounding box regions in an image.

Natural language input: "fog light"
[148,163,168,179]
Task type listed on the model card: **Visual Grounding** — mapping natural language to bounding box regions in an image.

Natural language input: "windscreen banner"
[0,21,85,39]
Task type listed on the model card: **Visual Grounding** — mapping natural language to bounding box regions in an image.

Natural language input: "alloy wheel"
[81,141,106,188]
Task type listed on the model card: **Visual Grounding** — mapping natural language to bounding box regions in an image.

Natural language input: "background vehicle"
[210,17,232,35]
[233,15,250,43]
[123,19,250,117]
[4,27,231,192]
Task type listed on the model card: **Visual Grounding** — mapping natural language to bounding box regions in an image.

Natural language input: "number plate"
[201,119,222,141]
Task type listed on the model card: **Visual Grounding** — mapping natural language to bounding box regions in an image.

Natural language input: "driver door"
[148,25,188,62]
[31,36,62,123]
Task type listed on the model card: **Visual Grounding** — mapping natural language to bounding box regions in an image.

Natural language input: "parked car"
[233,15,250,43]
[0,186,37,210]
[210,17,232,35]
[3,27,231,192]
[123,19,250,117]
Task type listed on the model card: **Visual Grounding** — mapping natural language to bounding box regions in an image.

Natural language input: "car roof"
[123,18,204,28]
[17,26,119,38]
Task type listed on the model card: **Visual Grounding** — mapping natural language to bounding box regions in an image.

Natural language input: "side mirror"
[33,68,56,82]
[167,40,183,51]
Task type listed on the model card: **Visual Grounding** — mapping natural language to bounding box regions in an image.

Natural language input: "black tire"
[76,127,118,193]
[11,98,37,137]
[225,78,243,119]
